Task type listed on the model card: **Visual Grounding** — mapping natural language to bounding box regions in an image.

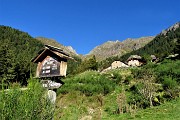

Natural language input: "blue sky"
[0,0,180,54]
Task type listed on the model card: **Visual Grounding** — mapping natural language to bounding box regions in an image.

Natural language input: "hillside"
[55,59,180,119]
[35,37,78,56]
[87,36,154,61]
[120,22,180,61]
[0,26,44,85]
[0,26,80,85]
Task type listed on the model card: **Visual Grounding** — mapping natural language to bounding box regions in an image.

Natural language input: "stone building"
[126,55,144,67]
[111,61,129,69]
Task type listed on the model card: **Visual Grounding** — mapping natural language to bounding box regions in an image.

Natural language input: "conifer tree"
[0,40,16,84]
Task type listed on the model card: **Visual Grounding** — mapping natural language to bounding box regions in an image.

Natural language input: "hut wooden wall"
[60,61,67,76]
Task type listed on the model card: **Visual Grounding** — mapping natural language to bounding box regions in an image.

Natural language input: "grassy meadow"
[0,59,180,120]
[54,59,180,120]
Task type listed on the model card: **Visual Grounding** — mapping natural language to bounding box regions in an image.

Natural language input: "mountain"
[87,36,154,61]
[160,22,180,35]
[120,22,180,61]
[35,37,78,56]
[1,21,179,83]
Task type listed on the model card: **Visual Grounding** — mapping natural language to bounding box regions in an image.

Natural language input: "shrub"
[57,71,115,96]
[163,76,177,89]
[124,75,133,84]
[110,71,122,84]
[155,60,180,83]
[0,78,54,120]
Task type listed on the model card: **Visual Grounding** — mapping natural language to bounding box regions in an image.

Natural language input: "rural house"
[101,61,129,72]
[31,44,73,78]
[111,61,129,69]
[151,55,157,62]
[126,55,144,67]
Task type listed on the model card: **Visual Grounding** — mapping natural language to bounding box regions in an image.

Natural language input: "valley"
[0,22,179,119]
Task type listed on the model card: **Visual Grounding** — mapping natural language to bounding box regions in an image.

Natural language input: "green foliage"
[174,38,180,58]
[104,70,123,85]
[163,76,177,89]
[124,75,133,84]
[0,41,16,84]
[0,26,44,85]
[133,97,180,120]
[57,71,116,96]
[98,55,119,71]
[154,60,180,82]
[75,55,98,74]
[132,60,180,102]
[103,86,123,115]
[55,60,180,119]
[67,55,82,75]
[103,97,180,120]
[0,79,53,120]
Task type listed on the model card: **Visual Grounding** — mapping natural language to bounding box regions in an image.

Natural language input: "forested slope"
[0,26,43,85]
[120,22,180,61]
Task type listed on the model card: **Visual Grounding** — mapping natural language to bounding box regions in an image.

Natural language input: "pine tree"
[87,55,98,70]
[174,38,180,59]
[0,40,16,84]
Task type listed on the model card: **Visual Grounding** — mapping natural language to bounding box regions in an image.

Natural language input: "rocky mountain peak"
[66,46,77,55]
[161,22,180,35]
[35,37,78,56]
[88,36,154,61]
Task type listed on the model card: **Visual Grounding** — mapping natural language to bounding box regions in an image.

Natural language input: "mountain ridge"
[160,22,180,35]
[87,36,154,61]
[119,21,180,62]
[35,36,154,61]
[35,37,78,56]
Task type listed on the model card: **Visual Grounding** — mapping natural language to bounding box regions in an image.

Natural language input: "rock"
[87,36,154,61]
[47,90,56,104]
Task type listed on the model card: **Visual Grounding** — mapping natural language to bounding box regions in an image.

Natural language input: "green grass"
[1,60,180,119]
[102,97,180,120]
[55,62,180,120]
[57,70,117,96]
[55,88,180,120]
[134,98,180,120]
[55,91,101,120]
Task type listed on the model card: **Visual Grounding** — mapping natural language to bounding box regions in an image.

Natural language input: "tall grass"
[57,70,117,96]
[0,78,54,120]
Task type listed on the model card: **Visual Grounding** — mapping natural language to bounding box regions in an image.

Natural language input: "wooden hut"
[31,44,73,78]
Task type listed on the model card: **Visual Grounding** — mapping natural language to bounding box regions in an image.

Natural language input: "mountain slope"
[120,22,180,61]
[0,25,44,84]
[87,36,154,61]
[35,37,78,56]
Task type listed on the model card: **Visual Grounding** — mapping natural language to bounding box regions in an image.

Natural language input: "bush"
[130,60,180,107]
[127,85,150,109]
[124,75,133,85]
[110,71,123,84]
[57,71,116,96]
[0,78,54,120]
[163,76,177,89]
[155,60,180,83]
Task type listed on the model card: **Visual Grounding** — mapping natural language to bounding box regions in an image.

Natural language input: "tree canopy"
[0,26,43,85]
